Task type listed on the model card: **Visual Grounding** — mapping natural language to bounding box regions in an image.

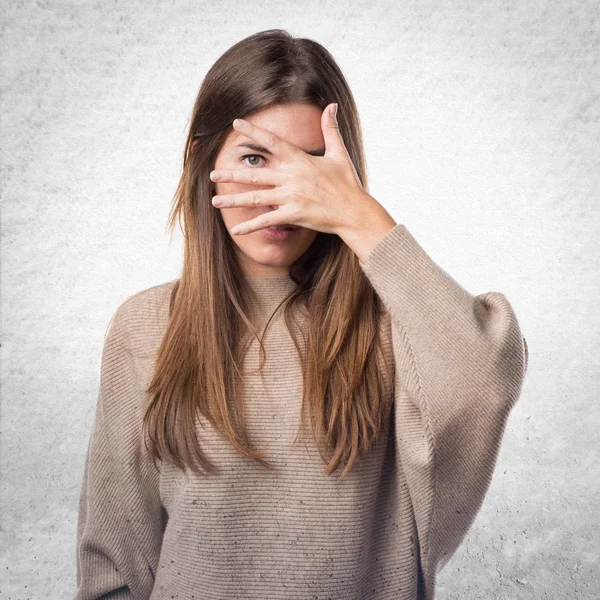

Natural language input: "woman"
[75,29,528,600]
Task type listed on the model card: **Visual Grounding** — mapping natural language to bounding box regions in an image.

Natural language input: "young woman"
[75,29,528,600]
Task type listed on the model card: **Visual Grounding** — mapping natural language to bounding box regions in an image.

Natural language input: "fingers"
[232,118,300,159]
[209,166,286,186]
[230,210,291,235]
[211,187,282,208]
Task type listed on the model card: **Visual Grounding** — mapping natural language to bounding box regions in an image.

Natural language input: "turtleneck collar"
[244,275,298,314]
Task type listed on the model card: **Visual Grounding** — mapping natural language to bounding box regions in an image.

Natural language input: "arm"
[355,222,528,600]
[75,305,167,599]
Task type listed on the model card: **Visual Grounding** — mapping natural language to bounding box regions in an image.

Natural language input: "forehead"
[223,102,325,154]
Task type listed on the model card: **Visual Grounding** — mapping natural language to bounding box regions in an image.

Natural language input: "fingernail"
[330,103,338,119]
[231,225,242,235]
[233,118,245,129]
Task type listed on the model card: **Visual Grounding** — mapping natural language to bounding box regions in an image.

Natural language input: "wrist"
[337,194,398,265]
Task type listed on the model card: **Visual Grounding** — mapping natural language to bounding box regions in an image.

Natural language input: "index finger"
[232,118,300,161]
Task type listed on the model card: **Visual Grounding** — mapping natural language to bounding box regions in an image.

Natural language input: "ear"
[191,139,198,151]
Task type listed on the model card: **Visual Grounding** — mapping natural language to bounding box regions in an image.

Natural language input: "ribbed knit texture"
[75,223,528,600]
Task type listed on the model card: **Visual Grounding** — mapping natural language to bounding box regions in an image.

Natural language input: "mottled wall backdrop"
[1,0,598,598]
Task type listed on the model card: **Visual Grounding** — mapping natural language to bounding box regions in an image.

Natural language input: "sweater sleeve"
[75,305,166,599]
[359,223,528,600]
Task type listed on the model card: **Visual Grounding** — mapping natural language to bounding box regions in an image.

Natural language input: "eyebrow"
[236,142,326,157]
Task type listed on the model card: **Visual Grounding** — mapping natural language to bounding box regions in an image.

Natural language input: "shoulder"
[117,278,178,322]
[108,279,179,357]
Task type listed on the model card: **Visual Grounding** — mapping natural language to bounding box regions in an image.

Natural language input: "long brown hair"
[144,29,393,479]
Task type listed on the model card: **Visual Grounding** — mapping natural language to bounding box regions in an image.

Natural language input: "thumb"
[322,103,346,158]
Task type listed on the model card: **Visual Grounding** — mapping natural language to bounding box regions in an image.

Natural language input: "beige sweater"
[75,223,528,600]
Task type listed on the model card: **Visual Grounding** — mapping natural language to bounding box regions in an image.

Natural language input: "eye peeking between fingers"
[241,154,267,167]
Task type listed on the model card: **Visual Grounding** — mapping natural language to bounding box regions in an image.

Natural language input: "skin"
[201,101,398,276]
[211,103,325,278]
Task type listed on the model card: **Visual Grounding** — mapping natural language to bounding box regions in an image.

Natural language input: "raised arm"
[358,223,528,600]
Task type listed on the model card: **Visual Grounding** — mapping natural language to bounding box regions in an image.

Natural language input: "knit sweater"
[75,223,528,600]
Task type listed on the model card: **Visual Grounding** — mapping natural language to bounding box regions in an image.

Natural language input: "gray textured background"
[1,0,599,598]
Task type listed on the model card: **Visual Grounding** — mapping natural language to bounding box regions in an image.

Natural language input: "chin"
[251,245,303,264]
[235,239,306,266]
